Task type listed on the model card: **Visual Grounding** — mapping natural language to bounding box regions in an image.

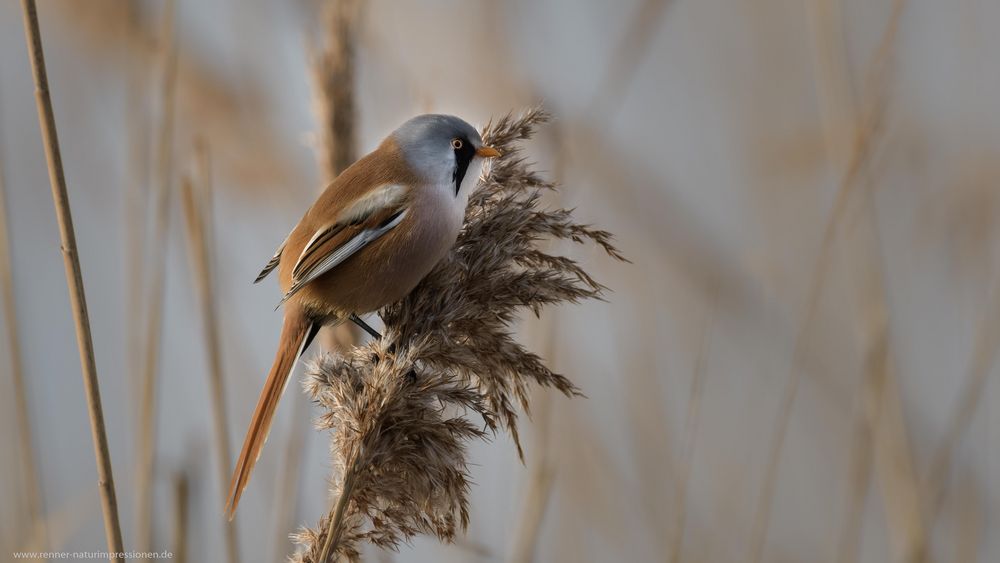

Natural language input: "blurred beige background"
[0,0,996,562]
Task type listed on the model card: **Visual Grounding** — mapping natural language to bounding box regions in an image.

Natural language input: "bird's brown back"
[277,138,433,316]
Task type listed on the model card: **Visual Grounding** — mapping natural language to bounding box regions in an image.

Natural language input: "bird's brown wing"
[280,183,410,304]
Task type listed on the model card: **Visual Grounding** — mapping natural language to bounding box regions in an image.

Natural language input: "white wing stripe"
[292,227,330,276]
[279,209,408,304]
[339,184,408,225]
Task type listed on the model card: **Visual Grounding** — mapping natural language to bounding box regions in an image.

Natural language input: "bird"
[225,114,500,519]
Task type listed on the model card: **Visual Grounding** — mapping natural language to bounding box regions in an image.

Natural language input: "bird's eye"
[451,138,464,150]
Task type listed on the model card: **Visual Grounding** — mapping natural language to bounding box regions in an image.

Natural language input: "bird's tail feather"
[225,309,316,520]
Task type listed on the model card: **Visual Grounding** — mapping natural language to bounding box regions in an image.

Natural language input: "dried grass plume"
[291,107,625,562]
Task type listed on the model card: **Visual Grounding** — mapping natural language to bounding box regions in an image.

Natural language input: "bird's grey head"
[391,114,497,195]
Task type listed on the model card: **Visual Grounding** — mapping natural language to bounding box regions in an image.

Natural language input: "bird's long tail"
[226,308,317,519]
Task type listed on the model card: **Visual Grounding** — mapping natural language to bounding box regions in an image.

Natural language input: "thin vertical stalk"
[179,144,240,563]
[670,307,714,563]
[835,390,873,563]
[851,204,928,563]
[923,271,1000,517]
[123,2,152,434]
[507,391,555,563]
[171,472,190,563]
[18,0,125,559]
[0,130,47,555]
[269,419,306,563]
[317,451,361,562]
[136,3,177,557]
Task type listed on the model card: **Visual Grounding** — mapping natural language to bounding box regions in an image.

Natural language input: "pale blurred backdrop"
[0,0,997,562]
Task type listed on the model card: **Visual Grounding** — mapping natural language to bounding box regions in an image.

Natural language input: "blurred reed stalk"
[507,390,555,563]
[172,472,190,563]
[923,270,1000,518]
[0,126,48,558]
[952,472,981,563]
[851,189,928,563]
[749,0,909,560]
[804,6,877,561]
[179,143,240,563]
[271,2,363,558]
[123,0,153,431]
[669,307,713,563]
[136,3,177,557]
[311,0,360,183]
[586,0,673,119]
[18,0,125,558]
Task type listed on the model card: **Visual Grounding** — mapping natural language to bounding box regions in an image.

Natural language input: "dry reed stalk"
[805,6,876,562]
[951,472,980,563]
[171,472,190,563]
[835,387,873,563]
[0,135,47,556]
[669,307,714,563]
[507,390,555,563]
[270,413,307,563]
[923,272,1000,518]
[18,0,125,558]
[123,2,152,431]
[179,142,240,563]
[290,108,624,562]
[310,0,361,183]
[850,205,928,563]
[136,4,177,557]
[748,1,907,560]
[587,0,673,118]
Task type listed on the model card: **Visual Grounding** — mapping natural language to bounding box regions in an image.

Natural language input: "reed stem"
[0,126,48,555]
[180,145,240,563]
[136,3,177,556]
[318,451,360,562]
[18,0,124,558]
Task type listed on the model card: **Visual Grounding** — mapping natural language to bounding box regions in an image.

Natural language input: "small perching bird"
[226,114,500,519]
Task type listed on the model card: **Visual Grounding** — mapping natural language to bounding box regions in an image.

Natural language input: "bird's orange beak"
[476,146,501,158]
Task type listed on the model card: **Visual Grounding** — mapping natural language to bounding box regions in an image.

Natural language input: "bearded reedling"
[226,115,499,518]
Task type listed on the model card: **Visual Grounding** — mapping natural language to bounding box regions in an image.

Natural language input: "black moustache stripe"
[452,137,476,196]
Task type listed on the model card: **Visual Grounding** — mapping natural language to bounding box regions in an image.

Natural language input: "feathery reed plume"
[179,142,240,563]
[18,0,125,558]
[136,3,177,557]
[289,108,625,562]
